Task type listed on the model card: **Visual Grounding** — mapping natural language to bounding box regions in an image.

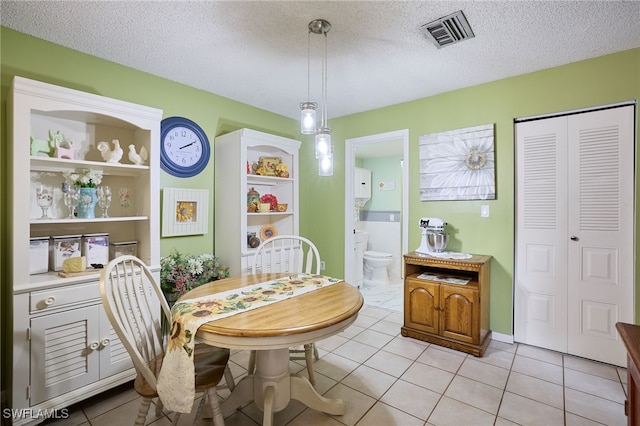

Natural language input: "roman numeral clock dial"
[160,117,210,177]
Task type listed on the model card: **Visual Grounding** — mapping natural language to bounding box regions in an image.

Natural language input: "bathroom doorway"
[344,130,409,294]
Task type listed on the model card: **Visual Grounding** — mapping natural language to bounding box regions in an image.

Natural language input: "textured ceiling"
[2,1,639,121]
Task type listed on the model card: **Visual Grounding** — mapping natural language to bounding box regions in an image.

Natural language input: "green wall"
[302,48,640,335]
[1,26,638,391]
[361,156,403,212]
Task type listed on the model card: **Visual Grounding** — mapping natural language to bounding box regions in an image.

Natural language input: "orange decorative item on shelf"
[277,204,288,212]
[260,193,278,211]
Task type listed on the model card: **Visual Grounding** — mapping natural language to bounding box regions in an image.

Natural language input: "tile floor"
[42,279,628,426]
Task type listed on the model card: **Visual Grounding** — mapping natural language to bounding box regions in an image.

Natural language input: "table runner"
[157,273,342,413]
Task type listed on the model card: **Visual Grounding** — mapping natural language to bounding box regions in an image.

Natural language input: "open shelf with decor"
[7,76,162,424]
[215,128,301,275]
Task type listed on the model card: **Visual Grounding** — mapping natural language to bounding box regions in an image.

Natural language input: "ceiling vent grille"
[420,10,475,49]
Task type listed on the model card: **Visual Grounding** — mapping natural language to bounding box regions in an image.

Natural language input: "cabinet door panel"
[405,280,438,333]
[98,313,133,378]
[30,306,100,405]
[440,285,478,343]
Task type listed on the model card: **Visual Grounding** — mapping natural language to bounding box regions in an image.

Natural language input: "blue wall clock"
[160,116,211,177]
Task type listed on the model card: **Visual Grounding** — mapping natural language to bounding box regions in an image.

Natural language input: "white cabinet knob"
[89,342,99,350]
[44,296,56,306]
[100,338,111,348]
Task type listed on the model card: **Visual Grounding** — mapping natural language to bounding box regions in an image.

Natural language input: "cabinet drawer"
[30,282,99,313]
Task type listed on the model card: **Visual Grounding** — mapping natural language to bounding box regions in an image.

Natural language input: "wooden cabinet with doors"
[616,322,640,425]
[401,252,492,356]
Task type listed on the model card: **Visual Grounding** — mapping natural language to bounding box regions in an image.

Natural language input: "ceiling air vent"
[420,10,475,49]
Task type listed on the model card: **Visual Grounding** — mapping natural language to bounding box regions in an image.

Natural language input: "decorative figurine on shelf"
[30,129,60,157]
[97,139,124,163]
[247,187,260,212]
[53,132,76,160]
[276,163,289,178]
[128,144,148,165]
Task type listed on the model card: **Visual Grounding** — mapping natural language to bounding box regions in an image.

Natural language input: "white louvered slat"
[523,133,557,229]
[578,126,621,231]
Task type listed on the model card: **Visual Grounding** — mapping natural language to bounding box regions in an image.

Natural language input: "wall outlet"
[481,205,490,218]
[320,260,326,270]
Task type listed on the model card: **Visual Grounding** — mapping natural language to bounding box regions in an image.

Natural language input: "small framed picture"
[162,188,209,237]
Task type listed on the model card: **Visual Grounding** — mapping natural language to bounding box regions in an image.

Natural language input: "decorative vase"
[77,187,98,218]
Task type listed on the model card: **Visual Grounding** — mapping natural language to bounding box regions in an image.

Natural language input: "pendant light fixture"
[300,19,333,176]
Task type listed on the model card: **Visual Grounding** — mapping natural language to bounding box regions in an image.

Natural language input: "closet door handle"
[570,236,579,241]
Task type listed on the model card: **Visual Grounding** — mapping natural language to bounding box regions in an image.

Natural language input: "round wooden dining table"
[180,273,363,426]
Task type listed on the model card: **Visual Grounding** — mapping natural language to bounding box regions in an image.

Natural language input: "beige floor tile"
[381,336,429,360]
[564,387,627,425]
[341,364,397,399]
[417,346,466,373]
[312,352,360,382]
[617,367,628,384]
[39,405,88,426]
[323,383,376,426]
[79,383,140,419]
[516,344,564,366]
[445,375,503,414]
[498,392,564,425]
[564,368,626,402]
[353,314,380,328]
[340,324,365,339]
[286,408,346,426]
[400,362,454,394]
[488,340,517,353]
[493,417,520,426]
[563,354,621,381]
[352,329,395,349]
[356,401,424,426]
[428,396,496,425]
[315,334,350,352]
[379,379,440,420]
[506,370,564,409]
[332,339,379,363]
[241,399,306,425]
[222,410,260,425]
[457,358,509,389]
[359,306,393,319]
[565,412,604,426]
[364,349,413,377]
[384,311,404,325]
[369,319,402,336]
[475,346,515,370]
[511,354,564,385]
[89,397,166,426]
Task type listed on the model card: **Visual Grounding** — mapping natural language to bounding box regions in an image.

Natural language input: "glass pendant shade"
[300,102,317,134]
[318,154,333,176]
[315,127,331,159]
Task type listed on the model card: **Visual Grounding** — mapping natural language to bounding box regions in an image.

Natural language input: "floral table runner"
[157,274,343,413]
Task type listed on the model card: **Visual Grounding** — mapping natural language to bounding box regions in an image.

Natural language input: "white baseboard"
[491,331,514,344]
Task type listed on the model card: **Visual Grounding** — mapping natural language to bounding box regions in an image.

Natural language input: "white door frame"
[344,129,410,285]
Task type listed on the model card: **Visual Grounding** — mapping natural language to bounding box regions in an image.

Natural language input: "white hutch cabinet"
[7,77,162,424]
[214,129,301,274]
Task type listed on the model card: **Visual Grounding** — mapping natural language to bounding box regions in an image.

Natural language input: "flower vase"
[77,187,98,218]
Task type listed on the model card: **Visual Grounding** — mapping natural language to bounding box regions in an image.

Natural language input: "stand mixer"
[416,217,449,254]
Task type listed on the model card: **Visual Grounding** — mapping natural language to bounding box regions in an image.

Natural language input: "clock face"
[160,117,210,177]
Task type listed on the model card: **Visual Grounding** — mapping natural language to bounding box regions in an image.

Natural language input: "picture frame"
[418,123,496,201]
[162,188,209,237]
[257,156,281,176]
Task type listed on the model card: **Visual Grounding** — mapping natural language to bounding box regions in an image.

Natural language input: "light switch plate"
[481,205,490,217]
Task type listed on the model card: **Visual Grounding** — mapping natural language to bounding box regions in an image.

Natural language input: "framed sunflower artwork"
[162,188,209,237]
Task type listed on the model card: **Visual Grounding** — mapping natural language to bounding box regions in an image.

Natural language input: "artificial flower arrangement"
[62,168,103,188]
[160,250,230,297]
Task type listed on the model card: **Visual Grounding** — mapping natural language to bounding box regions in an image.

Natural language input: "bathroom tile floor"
[41,279,628,426]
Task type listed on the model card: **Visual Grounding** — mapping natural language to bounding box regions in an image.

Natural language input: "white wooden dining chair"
[249,235,321,385]
[99,255,234,426]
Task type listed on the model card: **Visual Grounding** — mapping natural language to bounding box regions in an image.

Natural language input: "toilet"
[363,250,394,284]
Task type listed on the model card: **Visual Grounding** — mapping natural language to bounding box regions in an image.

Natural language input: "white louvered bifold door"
[514,115,569,352]
[515,105,634,367]
[566,107,634,366]
[30,306,100,405]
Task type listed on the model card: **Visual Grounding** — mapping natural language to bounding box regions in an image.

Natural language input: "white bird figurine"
[128,145,148,166]
[97,139,124,163]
